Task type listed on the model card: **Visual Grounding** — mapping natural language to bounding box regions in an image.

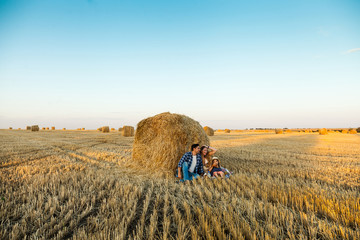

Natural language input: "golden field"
[0,129,359,239]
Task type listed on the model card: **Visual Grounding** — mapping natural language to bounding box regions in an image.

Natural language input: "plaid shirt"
[178,152,204,175]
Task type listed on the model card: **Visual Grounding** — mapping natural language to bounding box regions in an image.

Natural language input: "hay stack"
[9,127,12,130]
[63,128,66,130]
[45,127,49,130]
[111,128,115,131]
[31,125,39,132]
[51,127,55,130]
[319,128,328,135]
[224,129,231,133]
[122,126,135,137]
[82,128,85,130]
[42,127,46,130]
[285,130,292,133]
[97,128,102,131]
[275,129,283,134]
[203,126,214,136]
[102,126,109,133]
[349,129,357,134]
[341,130,348,134]
[118,127,123,132]
[26,126,31,130]
[132,112,209,170]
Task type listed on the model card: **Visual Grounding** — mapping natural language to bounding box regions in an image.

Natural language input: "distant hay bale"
[18,128,21,130]
[122,126,135,137]
[42,127,46,130]
[132,112,210,170]
[9,127,12,130]
[341,130,348,134]
[46,127,49,130]
[304,130,310,133]
[216,129,224,133]
[118,127,123,132]
[102,126,110,133]
[31,125,39,132]
[275,129,283,134]
[51,127,55,130]
[97,128,102,131]
[203,126,214,136]
[82,128,85,130]
[224,129,231,133]
[319,128,328,135]
[285,130,292,133]
[63,128,66,130]
[349,129,357,134]
[26,126,31,130]
[111,128,115,131]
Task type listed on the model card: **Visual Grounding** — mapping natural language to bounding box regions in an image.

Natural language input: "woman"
[200,145,217,176]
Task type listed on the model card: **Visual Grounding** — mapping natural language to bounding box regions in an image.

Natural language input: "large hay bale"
[285,129,292,133]
[26,126,31,130]
[341,129,348,134]
[357,127,360,133]
[224,129,231,133]
[63,128,66,130]
[82,128,85,130]
[132,112,209,170]
[122,126,134,137]
[203,126,214,136]
[42,127,46,130]
[118,127,123,132]
[9,127,12,130]
[319,128,328,135]
[111,128,115,131]
[51,127,55,130]
[31,125,39,132]
[349,129,357,134]
[275,129,283,134]
[102,126,109,133]
[46,127,49,130]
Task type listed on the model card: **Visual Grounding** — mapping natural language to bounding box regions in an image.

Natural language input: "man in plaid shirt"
[177,144,204,181]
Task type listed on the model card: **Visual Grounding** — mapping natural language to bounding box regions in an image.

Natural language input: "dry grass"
[1,130,359,239]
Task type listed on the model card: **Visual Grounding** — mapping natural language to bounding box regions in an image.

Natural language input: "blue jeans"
[180,162,200,181]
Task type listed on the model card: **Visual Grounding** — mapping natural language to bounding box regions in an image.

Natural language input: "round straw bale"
[341,129,348,134]
[275,129,283,134]
[102,126,109,133]
[349,129,357,134]
[31,125,39,132]
[82,128,85,130]
[51,127,55,130]
[45,127,49,130]
[42,127,46,130]
[26,126,31,130]
[122,126,135,137]
[118,127,123,132]
[63,128,66,130]
[224,129,231,133]
[319,128,328,135]
[132,112,209,170]
[9,127,12,130]
[203,126,214,136]
[285,129,292,133]
[111,128,115,131]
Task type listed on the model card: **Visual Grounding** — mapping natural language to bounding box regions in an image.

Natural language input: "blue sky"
[0,0,359,129]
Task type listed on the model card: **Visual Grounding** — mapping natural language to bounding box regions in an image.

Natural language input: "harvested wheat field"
[1,130,360,239]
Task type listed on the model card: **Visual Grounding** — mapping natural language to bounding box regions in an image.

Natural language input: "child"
[209,157,225,178]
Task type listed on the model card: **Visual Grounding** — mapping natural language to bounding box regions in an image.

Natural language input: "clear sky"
[0,0,359,129]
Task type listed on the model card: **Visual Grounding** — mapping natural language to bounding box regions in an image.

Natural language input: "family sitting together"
[177,144,231,181]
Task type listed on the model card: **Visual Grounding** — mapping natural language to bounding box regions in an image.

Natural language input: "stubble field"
[1,129,359,239]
